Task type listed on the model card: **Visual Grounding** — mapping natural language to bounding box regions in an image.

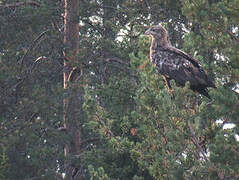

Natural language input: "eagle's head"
[145,25,170,45]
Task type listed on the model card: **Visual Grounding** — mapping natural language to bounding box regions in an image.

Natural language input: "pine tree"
[83,0,239,179]
[0,0,65,178]
[0,0,238,179]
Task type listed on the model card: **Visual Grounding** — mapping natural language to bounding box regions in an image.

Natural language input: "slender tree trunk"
[102,0,116,40]
[63,0,81,179]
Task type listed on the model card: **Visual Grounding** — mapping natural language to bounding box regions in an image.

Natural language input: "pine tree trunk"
[63,0,81,179]
[102,0,116,40]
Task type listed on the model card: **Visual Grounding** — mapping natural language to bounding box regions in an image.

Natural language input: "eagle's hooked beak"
[145,29,151,35]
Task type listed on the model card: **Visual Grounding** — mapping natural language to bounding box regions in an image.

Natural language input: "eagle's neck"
[150,37,170,63]
[151,37,170,49]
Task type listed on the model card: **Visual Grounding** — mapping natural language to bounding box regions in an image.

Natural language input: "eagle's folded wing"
[153,46,216,88]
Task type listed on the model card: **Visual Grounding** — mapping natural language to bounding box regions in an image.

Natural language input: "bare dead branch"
[188,120,209,161]
[20,29,49,72]
[8,55,49,96]
[104,57,129,65]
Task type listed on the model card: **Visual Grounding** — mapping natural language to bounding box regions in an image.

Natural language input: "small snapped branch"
[226,30,239,42]
[67,67,81,82]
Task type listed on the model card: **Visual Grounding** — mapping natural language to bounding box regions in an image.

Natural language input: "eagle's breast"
[151,48,182,74]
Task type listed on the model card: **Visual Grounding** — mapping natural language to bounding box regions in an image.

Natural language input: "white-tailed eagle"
[145,25,216,98]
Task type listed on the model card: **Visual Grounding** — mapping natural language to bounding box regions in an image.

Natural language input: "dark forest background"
[0,0,238,179]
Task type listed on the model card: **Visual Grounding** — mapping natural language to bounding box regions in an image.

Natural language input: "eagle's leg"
[163,76,174,98]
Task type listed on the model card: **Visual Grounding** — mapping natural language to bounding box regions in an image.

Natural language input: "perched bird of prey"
[145,25,216,98]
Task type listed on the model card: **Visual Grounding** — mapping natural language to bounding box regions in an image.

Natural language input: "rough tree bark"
[63,0,81,179]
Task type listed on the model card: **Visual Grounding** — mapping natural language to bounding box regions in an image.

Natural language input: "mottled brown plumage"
[145,25,216,98]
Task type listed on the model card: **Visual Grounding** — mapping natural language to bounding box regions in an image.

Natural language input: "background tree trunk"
[63,0,81,179]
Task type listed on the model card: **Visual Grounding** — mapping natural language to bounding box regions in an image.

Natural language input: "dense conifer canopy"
[0,0,238,179]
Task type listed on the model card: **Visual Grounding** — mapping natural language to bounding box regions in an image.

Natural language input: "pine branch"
[0,1,40,8]
[0,112,38,137]
[80,137,100,146]
[188,120,226,180]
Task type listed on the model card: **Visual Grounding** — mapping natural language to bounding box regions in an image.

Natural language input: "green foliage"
[0,0,238,179]
[0,146,9,180]
[88,165,110,180]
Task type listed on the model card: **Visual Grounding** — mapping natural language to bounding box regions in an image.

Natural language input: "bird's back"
[151,46,216,93]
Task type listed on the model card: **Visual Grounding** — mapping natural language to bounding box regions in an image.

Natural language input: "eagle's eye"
[152,28,161,34]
